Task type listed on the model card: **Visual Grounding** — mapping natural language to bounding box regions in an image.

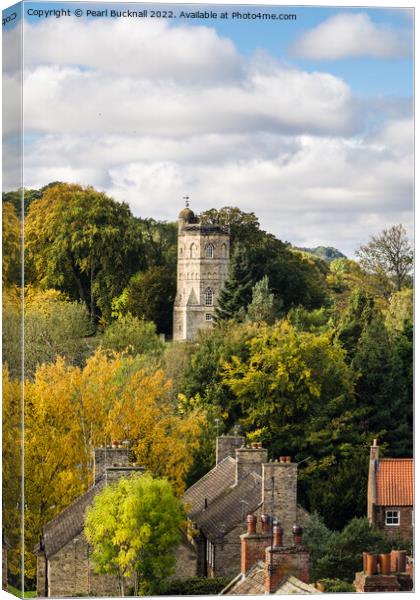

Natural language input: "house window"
[206,244,214,258]
[206,540,215,567]
[385,510,400,526]
[205,313,213,321]
[204,288,213,306]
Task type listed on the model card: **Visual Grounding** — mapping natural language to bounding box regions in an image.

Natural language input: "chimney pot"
[285,456,292,463]
[247,514,257,534]
[273,525,283,547]
[261,514,271,533]
[397,550,407,573]
[279,456,287,462]
[292,524,303,545]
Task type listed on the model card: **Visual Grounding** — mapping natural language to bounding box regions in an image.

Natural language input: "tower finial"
[183,195,190,208]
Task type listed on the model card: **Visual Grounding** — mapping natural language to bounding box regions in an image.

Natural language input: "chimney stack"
[354,550,412,592]
[265,525,310,593]
[216,435,244,464]
[235,445,268,484]
[367,439,380,522]
[262,457,297,545]
[240,514,272,575]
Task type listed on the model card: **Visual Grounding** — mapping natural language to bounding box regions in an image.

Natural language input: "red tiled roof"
[376,459,413,506]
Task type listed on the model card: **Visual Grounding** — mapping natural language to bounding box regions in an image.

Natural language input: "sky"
[2,1,414,256]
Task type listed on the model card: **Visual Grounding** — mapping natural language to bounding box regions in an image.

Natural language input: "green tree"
[102,314,164,358]
[303,514,407,583]
[247,276,275,324]
[215,244,253,321]
[84,474,185,596]
[356,224,413,292]
[25,183,143,324]
[113,266,176,335]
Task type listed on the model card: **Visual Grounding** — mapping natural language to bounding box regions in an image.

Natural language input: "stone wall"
[174,538,198,579]
[216,436,244,465]
[36,551,47,597]
[47,534,123,597]
[94,447,130,483]
[173,221,230,341]
[235,447,268,483]
[213,523,245,579]
[262,462,297,546]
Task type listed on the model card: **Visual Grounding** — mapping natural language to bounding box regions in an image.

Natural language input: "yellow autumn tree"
[23,350,205,579]
[2,368,22,581]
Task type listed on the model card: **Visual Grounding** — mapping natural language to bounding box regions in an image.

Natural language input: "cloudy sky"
[3,1,414,256]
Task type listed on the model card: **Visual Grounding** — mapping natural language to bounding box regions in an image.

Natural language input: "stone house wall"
[46,534,123,597]
[174,538,198,579]
[213,523,245,579]
[373,505,413,541]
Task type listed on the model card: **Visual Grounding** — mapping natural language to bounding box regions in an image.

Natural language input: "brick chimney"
[216,435,244,464]
[262,458,297,545]
[264,525,310,593]
[235,445,268,483]
[354,550,412,592]
[367,439,379,522]
[240,515,272,575]
[94,446,145,483]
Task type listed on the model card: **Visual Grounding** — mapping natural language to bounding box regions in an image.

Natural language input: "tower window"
[221,243,227,258]
[190,243,197,258]
[204,288,213,306]
[206,244,214,258]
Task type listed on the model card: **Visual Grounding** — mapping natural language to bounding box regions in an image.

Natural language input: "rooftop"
[376,458,413,506]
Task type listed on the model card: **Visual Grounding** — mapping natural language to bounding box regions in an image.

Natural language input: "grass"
[7,584,37,598]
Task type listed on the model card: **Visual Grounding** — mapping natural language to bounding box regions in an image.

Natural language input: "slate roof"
[221,561,265,595]
[376,459,414,506]
[41,479,105,558]
[221,563,320,595]
[184,456,236,517]
[192,472,262,542]
[275,576,320,594]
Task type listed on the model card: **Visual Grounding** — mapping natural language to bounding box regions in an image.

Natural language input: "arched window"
[179,246,184,257]
[206,244,214,258]
[190,243,197,258]
[204,288,213,306]
[221,243,227,258]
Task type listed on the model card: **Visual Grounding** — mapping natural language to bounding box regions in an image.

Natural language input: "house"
[367,439,413,541]
[220,515,319,594]
[35,446,144,597]
[181,435,308,580]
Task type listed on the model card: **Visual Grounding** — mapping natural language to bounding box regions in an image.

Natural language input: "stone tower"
[173,205,230,341]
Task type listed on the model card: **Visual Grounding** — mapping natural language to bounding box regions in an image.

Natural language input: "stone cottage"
[35,446,144,597]
[182,436,308,580]
[367,439,413,542]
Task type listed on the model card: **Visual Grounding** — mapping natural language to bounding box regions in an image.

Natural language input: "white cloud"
[291,12,411,60]
[23,18,242,82]
[13,14,412,257]
[22,62,356,138]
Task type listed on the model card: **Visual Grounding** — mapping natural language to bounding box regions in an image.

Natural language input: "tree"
[303,513,409,583]
[84,474,185,596]
[247,276,275,324]
[102,314,164,358]
[2,368,22,584]
[25,183,143,324]
[24,293,95,379]
[2,201,21,286]
[215,244,253,321]
[356,224,413,292]
[23,350,205,579]
[113,266,176,335]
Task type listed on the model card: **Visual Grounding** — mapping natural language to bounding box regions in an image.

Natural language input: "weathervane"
[183,195,190,208]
